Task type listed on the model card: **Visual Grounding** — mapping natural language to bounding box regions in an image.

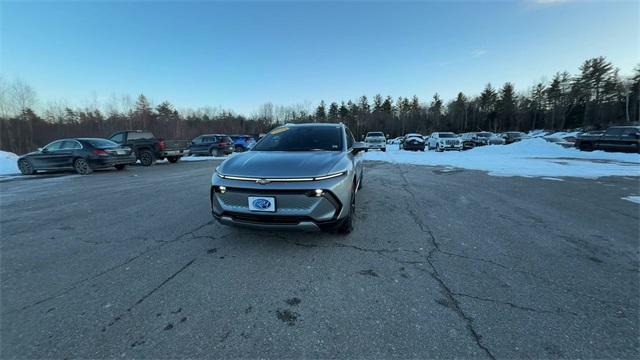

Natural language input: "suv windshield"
[439,133,456,138]
[367,132,384,137]
[253,126,343,151]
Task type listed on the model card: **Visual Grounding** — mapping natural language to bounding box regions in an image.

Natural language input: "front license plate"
[248,196,276,212]
[116,150,126,155]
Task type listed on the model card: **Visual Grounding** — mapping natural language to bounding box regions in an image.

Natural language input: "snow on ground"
[0,151,20,175]
[622,196,640,204]
[364,139,640,178]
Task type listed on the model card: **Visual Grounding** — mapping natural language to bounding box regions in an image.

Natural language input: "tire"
[235,145,244,153]
[139,150,155,166]
[337,185,356,234]
[115,164,126,170]
[580,142,594,152]
[381,148,386,152]
[167,156,179,163]
[209,148,223,157]
[18,158,35,175]
[73,158,93,175]
[357,171,363,190]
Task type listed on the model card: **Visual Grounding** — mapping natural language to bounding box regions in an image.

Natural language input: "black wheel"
[167,156,179,163]
[115,164,126,170]
[74,158,93,175]
[139,150,154,166]
[381,148,386,152]
[235,145,244,153]
[18,158,35,175]
[337,185,356,234]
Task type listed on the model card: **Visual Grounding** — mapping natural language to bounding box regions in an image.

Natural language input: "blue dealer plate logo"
[252,198,272,209]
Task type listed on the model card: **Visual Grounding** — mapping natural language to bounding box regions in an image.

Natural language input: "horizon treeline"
[1,56,638,154]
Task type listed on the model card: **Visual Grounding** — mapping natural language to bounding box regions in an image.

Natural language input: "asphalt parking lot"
[1,160,638,359]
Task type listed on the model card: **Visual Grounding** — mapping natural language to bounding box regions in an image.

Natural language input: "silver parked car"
[211,123,367,233]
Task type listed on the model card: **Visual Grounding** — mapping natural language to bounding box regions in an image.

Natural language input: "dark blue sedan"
[17,138,137,175]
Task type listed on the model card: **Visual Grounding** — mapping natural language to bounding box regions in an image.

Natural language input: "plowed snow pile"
[0,151,19,175]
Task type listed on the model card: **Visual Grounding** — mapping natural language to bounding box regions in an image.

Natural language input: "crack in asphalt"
[397,168,496,360]
[2,220,214,316]
[130,259,196,309]
[452,292,579,316]
[439,248,635,310]
[103,258,197,332]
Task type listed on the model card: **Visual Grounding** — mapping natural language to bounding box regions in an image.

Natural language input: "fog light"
[219,186,227,194]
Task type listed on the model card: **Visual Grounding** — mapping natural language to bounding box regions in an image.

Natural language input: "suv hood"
[218,151,344,178]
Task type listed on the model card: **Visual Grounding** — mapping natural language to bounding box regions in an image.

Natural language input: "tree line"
[1,56,638,154]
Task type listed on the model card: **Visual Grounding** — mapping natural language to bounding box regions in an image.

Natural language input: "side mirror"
[352,142,368,154]
[39,147,46,153]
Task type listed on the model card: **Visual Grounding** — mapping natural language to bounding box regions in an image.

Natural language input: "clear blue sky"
[2,0,638,115]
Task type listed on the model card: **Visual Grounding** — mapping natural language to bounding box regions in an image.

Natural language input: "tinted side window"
[346,128,355,149]
[61,140,82,150]
[128,132,154,140]
[44,141,64,151]
[622,128,638,138]
[110,133,125,143]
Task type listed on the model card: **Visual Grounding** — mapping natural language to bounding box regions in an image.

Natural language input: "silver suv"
[364,131,386,151]
[211,123,367,233]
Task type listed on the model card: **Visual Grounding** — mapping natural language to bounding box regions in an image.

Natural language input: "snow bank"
[622,196,640,204]
[364,138,640,178]
[0,150,20,176]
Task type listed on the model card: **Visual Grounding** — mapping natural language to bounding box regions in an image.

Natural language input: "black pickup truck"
[108,130,191,166]
[575,126,640,153]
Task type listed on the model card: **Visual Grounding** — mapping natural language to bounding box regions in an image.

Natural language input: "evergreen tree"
[339,102,350,122]
[328,102,339,122]
[382,96,393,114]
[497,82,517,131]
[315,100,326,122]
[429,93,443,130]
[373,94,383,112]
[479,84,497,130]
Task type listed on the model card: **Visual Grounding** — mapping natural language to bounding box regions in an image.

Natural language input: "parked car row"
[17,130,259,175]
[575,126,639,153]
[389,126,639,153]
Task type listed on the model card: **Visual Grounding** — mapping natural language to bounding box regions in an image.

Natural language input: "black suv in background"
[108,130,190,166]
[189,134,235,156]
[575,126,640,153]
